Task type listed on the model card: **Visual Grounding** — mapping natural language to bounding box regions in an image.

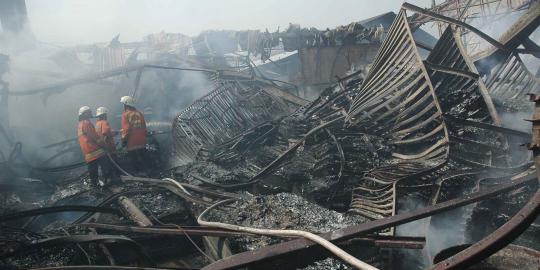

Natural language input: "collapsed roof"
[1,1,540,269]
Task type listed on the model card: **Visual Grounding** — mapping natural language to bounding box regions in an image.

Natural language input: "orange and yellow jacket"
[121,108,147,151]
[78,119,106,163]
[96,119,116,151]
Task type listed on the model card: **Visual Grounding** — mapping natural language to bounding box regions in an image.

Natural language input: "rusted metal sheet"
[201,172,535,270]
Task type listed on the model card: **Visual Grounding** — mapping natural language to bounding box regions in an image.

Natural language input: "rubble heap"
[1,1,540,270]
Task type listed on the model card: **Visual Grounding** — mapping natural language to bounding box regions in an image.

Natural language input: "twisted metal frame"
[172,79,292,162]
[346,10,450,222]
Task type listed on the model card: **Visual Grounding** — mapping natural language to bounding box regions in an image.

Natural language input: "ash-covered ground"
[204,193,369,251]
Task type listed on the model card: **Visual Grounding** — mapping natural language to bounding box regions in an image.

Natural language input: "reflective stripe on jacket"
[96,119,116,151]
[78,119,105,163]
[121,108,147,151]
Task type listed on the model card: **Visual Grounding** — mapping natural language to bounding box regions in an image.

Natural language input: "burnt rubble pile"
[204,193,369,251]
[1,1,540,269]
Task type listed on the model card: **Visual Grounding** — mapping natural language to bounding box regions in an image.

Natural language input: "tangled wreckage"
[1,0,540,269]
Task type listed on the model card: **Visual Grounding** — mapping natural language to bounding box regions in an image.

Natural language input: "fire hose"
[197,199,379,270]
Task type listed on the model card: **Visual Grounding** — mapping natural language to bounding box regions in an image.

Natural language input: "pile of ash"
[203,192,368,252]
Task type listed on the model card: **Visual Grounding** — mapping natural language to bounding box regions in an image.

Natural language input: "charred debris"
[1,1,540,269]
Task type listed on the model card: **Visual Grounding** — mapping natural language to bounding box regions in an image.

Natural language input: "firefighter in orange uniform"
[95,107,117,151]
[120,96,149,175]
[78,106,113,187]
[95,106,119,184]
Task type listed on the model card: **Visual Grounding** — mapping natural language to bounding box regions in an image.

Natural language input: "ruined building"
[0,1,539,269]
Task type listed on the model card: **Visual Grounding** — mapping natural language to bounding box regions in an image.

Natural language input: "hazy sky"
[26,0,431,45]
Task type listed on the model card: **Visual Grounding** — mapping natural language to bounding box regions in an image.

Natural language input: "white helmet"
[120,96,135,107]
[78,106,91,116]
[96,106,108,117]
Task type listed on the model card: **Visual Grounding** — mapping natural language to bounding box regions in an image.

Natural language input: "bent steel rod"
[201,171,536,270]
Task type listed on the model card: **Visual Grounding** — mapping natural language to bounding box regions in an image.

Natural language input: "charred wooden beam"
[117,196,153,227]
[73,188,164,224]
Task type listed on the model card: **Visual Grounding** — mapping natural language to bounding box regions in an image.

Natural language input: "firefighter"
[95,107,116,151]
[77,106,113,187]
[95,106,120,184]
[120,96,149,175]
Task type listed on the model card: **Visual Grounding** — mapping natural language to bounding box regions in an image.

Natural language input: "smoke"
[500,109,533,133]
[24,0,435,45]
[135,67,213,121]
[0,22,36,55]
[1,0,441,169]
[1,46,213,173]
[395,195,474,269]
[302,85,325,101]
[463,7,526,56]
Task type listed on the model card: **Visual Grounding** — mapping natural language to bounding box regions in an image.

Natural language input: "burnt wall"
[298,44,379,85]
